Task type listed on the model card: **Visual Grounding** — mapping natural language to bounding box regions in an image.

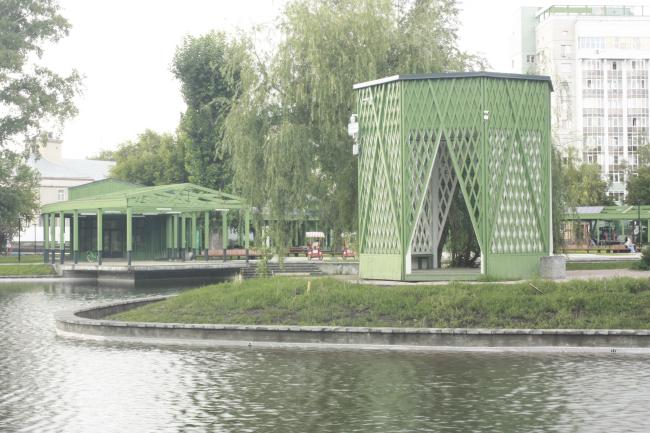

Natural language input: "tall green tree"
[0,0,83,154]
[0,151,40,253]
[0,0,82,248]
[109,130,189,186]
[561,146,614,207]
[224,0,487,252]
[171,31,238,190]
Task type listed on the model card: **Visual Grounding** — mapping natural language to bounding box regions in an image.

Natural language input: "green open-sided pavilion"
[563,205,650,246]
[353,72,554,281]
[41,179,250,265]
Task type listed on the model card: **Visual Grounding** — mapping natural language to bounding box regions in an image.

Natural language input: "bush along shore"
[108,276,650,329]
[0,264,56,276]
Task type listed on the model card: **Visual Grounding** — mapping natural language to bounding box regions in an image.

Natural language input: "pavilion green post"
[191,213,197,261]
[73,210,79,264]
[222,211,228,262]
[50,213,55,264]
[127,207,132,266]
[166,216,172,261]
[59,211,65,264]
[245,211,250,264]
[204,211,210,261]
[97,209,103,265]
[173,214,179,260]
[43,213,49,263]
[596,220,600,246]
[181,215,186,262]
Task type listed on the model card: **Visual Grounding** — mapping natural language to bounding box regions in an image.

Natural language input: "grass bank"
[565,261,638,271]
[0,255,47,264]
[109,276,650,329]
[0,264,55,276]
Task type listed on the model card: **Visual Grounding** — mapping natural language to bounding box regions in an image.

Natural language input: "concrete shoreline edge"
[54,297,650,352]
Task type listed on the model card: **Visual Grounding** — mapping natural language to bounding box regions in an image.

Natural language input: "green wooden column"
[59,212,65,264]
[166,215,172,260]
[596,220,600,246]
[245,211,250,264]
[222,211,228,262]
[204,211,210,261]
[97,209,103,265]
[181,215,186,262]
[73,210,79,264]
[43,213,49,263]
[126,207,132,266]
[191,213,197,261]
[50,213,55,264]
[173,214,179,260]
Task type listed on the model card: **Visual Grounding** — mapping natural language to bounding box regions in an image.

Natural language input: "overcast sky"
[42,0,542,159]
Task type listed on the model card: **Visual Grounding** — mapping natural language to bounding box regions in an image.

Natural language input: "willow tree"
[224,0,487,253]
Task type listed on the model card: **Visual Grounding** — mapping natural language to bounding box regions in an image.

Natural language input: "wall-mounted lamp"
[483,110,490,122]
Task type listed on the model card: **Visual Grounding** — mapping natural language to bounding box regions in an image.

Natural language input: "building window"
[609,172,623,183]
[612,61,617,70]
[561,63,570,72]
[632,61,637,70]
[562,31,568,37]
[58,190,65,201]
[526,55,535,63]
[561,45,571,56]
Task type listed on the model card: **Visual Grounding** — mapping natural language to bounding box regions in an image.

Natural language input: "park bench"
[206,249,261,259]
[288,246,345,257]
[289,247,309,257]
[563,244,630,254]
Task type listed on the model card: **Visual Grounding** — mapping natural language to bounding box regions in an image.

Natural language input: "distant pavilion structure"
[41,179,249,266]
[563,205,650,246]
[353,72,554,281]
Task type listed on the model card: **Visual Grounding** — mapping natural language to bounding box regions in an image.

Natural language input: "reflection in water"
[1,280,649,432]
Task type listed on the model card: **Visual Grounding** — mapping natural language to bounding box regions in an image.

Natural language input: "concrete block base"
[540,255,566,279]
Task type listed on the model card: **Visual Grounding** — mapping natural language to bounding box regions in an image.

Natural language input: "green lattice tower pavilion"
[354,72,554,281]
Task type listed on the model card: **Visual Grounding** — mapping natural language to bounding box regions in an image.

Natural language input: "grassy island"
[108,276,650,329]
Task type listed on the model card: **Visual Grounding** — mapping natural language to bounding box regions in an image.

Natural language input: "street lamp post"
[17,217,25,263]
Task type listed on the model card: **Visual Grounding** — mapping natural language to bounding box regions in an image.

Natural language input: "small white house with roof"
[15,134,114,243]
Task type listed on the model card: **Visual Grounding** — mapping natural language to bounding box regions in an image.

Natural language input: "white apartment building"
[510,4,650,202]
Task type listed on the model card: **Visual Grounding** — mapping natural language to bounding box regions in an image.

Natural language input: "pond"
[1,279,649,432]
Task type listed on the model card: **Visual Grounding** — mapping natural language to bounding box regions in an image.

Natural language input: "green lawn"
[0,264,56,276]
[565,261,639,271]
[0,255,46,264]
[108,276,650,329]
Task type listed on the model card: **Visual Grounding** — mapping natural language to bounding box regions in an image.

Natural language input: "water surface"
[1,280,649,432]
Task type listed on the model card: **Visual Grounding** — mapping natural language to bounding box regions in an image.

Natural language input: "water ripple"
[1,280,650,432]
